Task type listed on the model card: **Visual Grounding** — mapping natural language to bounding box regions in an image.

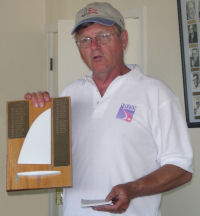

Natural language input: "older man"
[25,2,193,216]
[186,0,196,20]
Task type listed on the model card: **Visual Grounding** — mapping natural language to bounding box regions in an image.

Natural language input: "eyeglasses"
[76,32,115,48]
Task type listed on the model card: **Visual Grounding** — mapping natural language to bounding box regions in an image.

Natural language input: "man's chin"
[91,66,108,74]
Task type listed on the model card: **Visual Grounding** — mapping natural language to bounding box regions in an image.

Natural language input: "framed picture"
[177,0,200,127]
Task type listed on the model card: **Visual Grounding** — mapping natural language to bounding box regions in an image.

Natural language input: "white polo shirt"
[61,64,193,216]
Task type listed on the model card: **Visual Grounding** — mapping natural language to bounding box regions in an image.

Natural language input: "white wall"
[0,0,49,215]
[45,0,200,216]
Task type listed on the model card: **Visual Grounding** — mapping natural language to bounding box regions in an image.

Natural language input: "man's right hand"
[24,91,50,108]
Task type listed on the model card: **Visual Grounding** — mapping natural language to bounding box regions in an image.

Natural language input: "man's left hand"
[92,183,132,214]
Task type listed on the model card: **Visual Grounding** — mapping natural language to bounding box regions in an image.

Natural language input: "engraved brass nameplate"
[53,98,70,166]
[8,101,29,139]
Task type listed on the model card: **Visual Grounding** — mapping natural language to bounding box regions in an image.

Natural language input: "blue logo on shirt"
[116,103,136,122]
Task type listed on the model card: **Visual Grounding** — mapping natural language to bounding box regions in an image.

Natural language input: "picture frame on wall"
[177,0,200,127]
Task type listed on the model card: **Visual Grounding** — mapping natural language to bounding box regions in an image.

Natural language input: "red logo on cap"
[87,7,98,15]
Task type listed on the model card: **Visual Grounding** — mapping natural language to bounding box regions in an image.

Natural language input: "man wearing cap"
[25,2,193,216]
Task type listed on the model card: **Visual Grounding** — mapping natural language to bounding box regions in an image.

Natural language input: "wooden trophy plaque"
[6,97,72,191]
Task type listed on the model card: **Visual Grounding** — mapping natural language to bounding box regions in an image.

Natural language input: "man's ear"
[121,30,128,51]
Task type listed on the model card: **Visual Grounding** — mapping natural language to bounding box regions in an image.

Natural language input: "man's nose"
[90,38,100,49]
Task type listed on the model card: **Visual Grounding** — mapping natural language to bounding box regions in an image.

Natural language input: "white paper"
[81,199,113,208]
[18,108,51,164]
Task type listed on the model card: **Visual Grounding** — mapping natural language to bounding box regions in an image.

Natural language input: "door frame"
[122,7,147,74]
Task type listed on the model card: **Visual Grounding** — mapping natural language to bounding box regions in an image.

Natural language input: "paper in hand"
[81,199,113,207]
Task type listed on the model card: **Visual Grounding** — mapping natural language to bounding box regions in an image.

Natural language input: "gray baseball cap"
[72,2,125,34]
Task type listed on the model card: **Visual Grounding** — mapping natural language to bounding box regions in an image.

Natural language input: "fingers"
[93,202,126,214]
[43,91,51,102]
[105,192,116,203]
[24,92,32,100]
[24,91,50,108]
[93,184,130,214]
[93,195,128,214]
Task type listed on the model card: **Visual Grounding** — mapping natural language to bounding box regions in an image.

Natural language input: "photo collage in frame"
[178,0,200,126]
